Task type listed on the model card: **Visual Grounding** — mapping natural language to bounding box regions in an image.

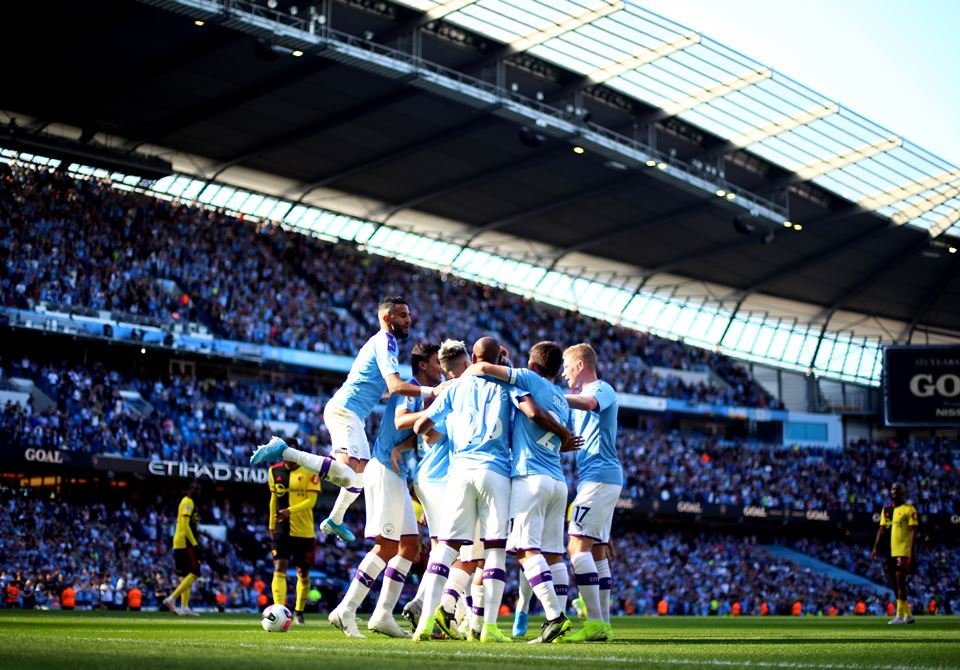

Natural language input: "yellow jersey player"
[163,479,202,616]
[270,446,322,625]
[872,482,918,624]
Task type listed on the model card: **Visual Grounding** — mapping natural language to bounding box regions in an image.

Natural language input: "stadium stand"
[3,491,955,617]
[618,429,960,514]
[2,358,957,514]
[0,163,778,409]
[2,7,959,669]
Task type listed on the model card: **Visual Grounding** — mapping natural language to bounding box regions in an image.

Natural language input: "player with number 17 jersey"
[568,378,622,538]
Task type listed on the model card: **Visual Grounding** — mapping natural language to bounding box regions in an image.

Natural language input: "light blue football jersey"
[570,380,623,486]
[415,416,451,484]
[423,375,513,479]
[508,368,569,483]
[327,330,401,420]
[371,378,417,478]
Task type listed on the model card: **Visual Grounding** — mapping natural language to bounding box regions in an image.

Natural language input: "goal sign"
[883,345,960,426]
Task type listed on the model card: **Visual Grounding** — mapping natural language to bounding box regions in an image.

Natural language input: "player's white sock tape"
[329,470,364,524]
[571,552,602,621]
[342,551,386,612]
[550,561,570,614]
[517,570,533,615]
[441,566,471,614]
[470,582,484,630]
[481,548,506,626]
[279,449,356,489]
[415,544,458,634]
[596,558,611,625]
[374,555,412,616]
[523,554,561,620]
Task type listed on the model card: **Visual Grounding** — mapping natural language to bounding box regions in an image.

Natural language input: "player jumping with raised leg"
[251,296,438,541]
[328,342,442,639]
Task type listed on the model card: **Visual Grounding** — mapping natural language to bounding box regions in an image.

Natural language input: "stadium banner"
[2,447,94,468]
[883,345,960,426]
[636,498,838,523]
[93,455,269,484]
[619,498,957,533]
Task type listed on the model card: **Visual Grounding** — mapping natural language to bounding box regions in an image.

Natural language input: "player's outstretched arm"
[395,407,426,431]
[565,393,599,411]
[385,373,436,399]
[462,361,511,382]
[516,397,581,451]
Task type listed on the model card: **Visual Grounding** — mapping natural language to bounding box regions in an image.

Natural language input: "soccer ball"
[261,604,292,632]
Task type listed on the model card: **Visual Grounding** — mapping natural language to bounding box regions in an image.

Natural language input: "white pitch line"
[8,635,955,670]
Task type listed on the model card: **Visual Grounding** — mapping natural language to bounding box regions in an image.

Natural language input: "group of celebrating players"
[249,295,623,643]
[161,295,921,632]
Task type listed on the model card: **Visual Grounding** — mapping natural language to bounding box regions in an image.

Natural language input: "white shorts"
[415,479,484,561]
[324,404,370,461]
[414,480,447,538]
[508,475,568,554]
[568,481,622,544]
[363,458,418,541]
[437,468,511,545]
[459,522,484,562]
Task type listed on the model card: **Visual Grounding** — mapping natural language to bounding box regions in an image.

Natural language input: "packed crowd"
[0,489,374,613]
[619,429,960,514]
[0,357,391,466]
[2,358,275,466]
[0,163,777,408]
[4,357,958,512]
[606,530,934,617]
[6,491,952,618]
[786,536,960,614]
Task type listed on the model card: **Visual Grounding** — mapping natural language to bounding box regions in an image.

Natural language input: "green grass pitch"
[3,611,959,670]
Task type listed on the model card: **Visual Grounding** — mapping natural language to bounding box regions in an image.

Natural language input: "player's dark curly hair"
[411,342,440,372]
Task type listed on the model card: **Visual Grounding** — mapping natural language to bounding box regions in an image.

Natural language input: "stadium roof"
[393,0,960,239]
[1,0,959,386]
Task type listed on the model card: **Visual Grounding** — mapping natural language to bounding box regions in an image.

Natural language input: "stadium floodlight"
[508,0,623,52]
[891,183,960,225]
[927,206,960,238]
[586,33,700,85]
[727,103,839,148]
[793,137,902,180]
[858,171,960,210]
[660,68,772,116]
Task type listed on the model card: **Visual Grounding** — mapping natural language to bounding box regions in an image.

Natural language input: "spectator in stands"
[0,162,780,409]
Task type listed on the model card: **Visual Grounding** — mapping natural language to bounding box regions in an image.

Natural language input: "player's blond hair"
[438,339,468,368]
[563,343,597,372]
